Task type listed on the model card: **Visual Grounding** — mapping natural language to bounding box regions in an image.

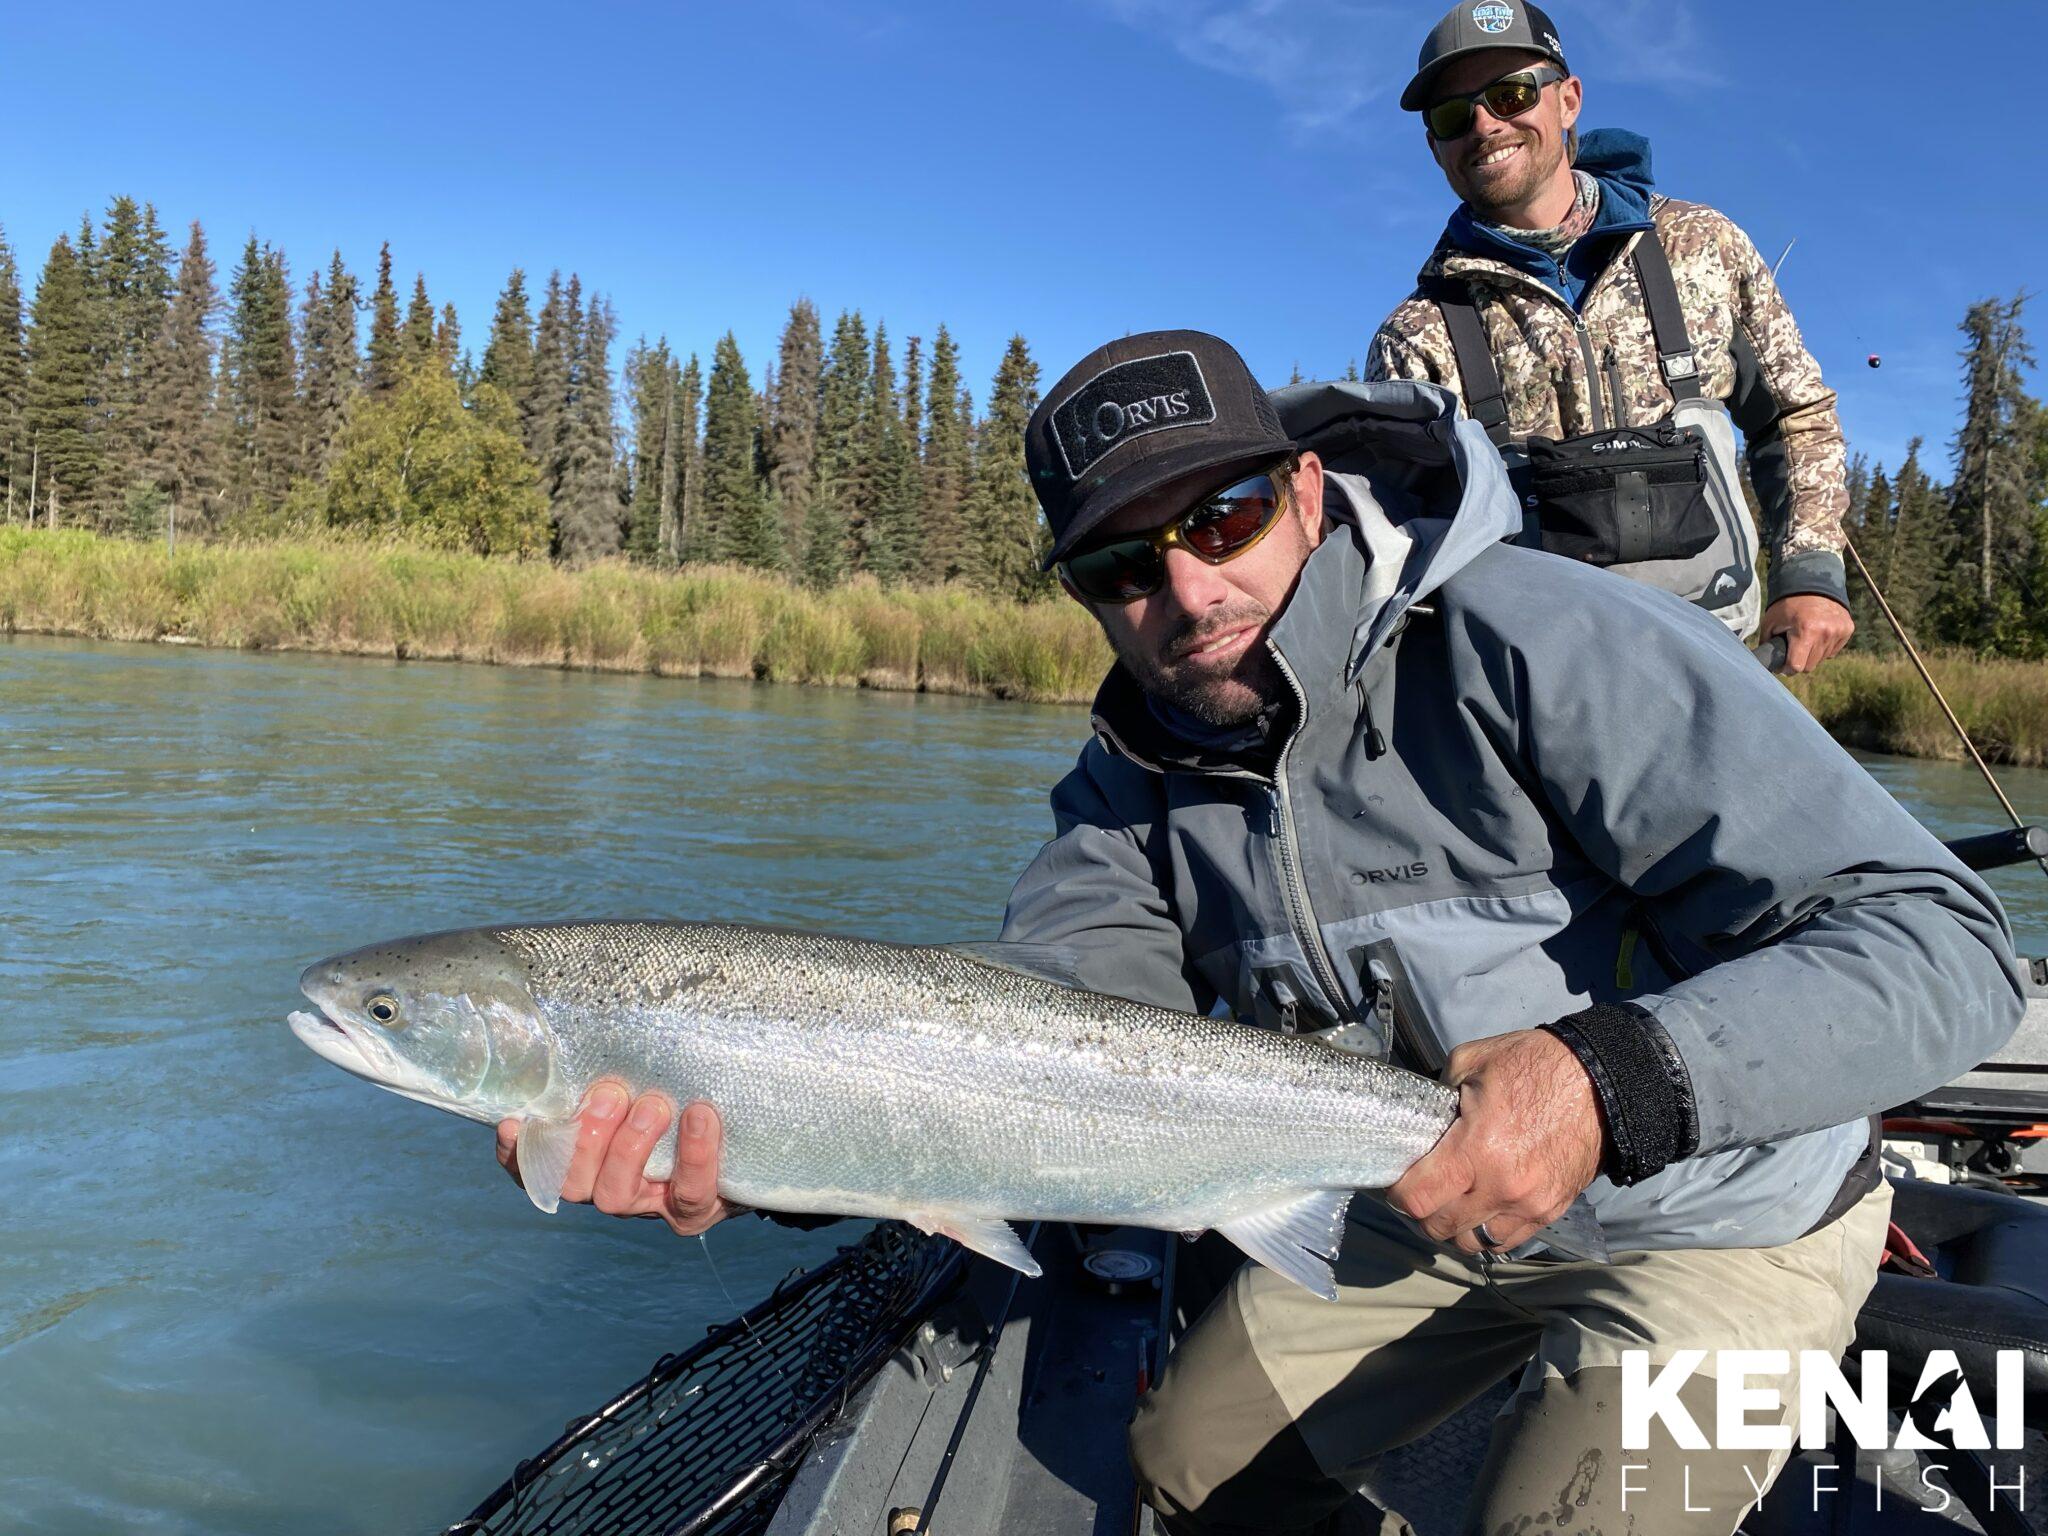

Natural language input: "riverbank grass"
[6,528,2048,764]
[0,527,1113,703]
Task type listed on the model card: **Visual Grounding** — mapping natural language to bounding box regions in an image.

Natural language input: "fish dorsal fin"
[906,1212,1043,1277]
[1217,1189,1353,1301]
[513,1117,582,1215]
[941,941,1089,991]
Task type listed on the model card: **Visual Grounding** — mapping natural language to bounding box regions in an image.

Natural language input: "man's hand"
[496,1080,743,1238]
[1761,594,1854,675]
[1386,1030,1604,1255]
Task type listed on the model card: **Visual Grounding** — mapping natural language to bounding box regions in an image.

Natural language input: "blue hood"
[1438,128,1656,307]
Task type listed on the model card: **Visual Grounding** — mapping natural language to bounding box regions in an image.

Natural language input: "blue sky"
[2,0,2040,476]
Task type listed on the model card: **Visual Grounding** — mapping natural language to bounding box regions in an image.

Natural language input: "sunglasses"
[1425,65,1565,141]
[1060,466,1291,605]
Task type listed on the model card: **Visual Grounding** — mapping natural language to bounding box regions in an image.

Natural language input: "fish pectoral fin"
[907,1213,1043,1278]
[513,1117,582,1216]
[1533,1194,1611,1263]
[1217,1190,1353,1302]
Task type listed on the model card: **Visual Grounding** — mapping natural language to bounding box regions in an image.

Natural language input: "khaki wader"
[1131,1180,1891,1535]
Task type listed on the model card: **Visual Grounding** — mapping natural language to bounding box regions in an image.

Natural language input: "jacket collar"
[1427,128,1658,302]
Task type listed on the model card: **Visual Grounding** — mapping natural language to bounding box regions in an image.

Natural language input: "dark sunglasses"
[1425,65,1565,141]
[1059,466,1291,605]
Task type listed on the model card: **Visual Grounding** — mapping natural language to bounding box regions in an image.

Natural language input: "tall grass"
[8,529,2047,762]
[1781,651,2048,769]
[0,527,1113,705]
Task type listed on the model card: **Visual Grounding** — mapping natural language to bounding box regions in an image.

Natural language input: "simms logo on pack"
[1472,3,1515,33]
[1050,351,1216,480]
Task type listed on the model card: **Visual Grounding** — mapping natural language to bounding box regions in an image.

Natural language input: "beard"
[1110,598,1284,728]
[1451,126,1565,220]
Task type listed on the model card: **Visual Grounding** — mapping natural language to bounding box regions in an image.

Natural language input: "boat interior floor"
[768,1221,1173,1536]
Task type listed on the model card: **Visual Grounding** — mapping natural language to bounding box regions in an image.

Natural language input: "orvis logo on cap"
[1049,350,1215,480]
[1472,2,1514,33]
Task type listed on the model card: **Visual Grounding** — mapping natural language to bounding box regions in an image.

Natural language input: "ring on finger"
[1473,1221,1500,1250]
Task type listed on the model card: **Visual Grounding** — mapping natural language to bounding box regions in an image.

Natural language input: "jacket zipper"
[1267,651,1353,1023]
[1604,346,1627,431]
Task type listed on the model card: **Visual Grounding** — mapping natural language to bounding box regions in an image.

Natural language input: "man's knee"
[1127,1305,1346,1535]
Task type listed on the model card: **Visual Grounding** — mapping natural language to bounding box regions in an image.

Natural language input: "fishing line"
[696,1232,764,1342]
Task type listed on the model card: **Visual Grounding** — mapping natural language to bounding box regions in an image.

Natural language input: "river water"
[3,635,2044,1535]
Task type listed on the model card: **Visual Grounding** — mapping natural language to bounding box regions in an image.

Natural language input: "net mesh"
[446,1223,961,1536]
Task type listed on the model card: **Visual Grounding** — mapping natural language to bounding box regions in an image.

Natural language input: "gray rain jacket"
[1000,380,2022,1253]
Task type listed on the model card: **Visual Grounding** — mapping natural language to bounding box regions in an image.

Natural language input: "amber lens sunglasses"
[1060,466,1291,605]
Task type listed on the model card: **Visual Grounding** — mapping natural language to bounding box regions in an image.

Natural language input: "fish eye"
[365,994,403,1028]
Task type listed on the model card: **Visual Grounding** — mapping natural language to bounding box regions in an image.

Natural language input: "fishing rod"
[1763,235,2045,881]
[1846,535,2048,883]
[1759,540,2048,883]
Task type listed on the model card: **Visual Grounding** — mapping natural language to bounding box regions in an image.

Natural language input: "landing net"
[447,1222,962,1536]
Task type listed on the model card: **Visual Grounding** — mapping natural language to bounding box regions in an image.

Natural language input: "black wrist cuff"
[1540,1003,1699,1186]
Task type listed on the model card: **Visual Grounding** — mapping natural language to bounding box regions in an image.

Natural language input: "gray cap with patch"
[1400,0,1568,112]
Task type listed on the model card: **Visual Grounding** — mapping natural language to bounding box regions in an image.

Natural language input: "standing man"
[1368,1,1855,672]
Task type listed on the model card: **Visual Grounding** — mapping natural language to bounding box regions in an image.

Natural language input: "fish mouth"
[288,1004,380,1077]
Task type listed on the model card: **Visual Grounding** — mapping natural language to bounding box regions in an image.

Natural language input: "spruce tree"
[523,272,572,509]
[478,269,533,403]
[25,234,100,521]
[141,221,221,529]
[624,337,673,561]
[857,324,924,581]
[702,331,777,568]
[221,238,302,517]
[1945,294,2043,648]
[964,335,1046,598]
[95,197,173,514]
[812,310,869,577]
[1884,440,1955,641]
[921,324,972,582]
[656,354,684,562]
[365,243,402,395]
[0,226,26,512]
[436,302,461,372]
[1840,455,1891,652]
[902,334,923,449]
[675,353,706,563]
[554,291,622,562]
[403,275,437,367]
[298,251,361,472]
[766,298,821,560]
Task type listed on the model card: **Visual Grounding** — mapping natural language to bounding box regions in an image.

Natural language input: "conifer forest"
[0,198,2044,659]
[0,201,1049,598]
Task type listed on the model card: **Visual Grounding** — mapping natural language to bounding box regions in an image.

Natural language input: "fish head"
[288,929,557,1121]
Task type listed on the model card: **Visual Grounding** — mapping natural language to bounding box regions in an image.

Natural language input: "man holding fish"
[460,319,2020,1533]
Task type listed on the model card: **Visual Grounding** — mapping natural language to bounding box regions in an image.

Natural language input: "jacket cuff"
[1540,1004,1700,1186]
[1767,549,1849,609]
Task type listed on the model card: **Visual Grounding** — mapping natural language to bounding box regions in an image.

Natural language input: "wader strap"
[1426,280,1512,448]
[1630,233,1704,401]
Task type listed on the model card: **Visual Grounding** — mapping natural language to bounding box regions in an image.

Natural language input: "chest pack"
[1430,229,1761,637]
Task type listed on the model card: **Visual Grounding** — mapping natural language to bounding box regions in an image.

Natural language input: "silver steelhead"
[288,920,1603,1298]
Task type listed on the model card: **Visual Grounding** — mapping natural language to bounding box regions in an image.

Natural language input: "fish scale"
[289,920,1599,1299]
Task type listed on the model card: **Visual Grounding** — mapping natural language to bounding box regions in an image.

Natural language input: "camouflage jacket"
[1366,191,1850,608]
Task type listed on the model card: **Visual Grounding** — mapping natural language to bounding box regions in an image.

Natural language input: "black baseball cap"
[1027,330,1294,572]
[1400,0,1569,113]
